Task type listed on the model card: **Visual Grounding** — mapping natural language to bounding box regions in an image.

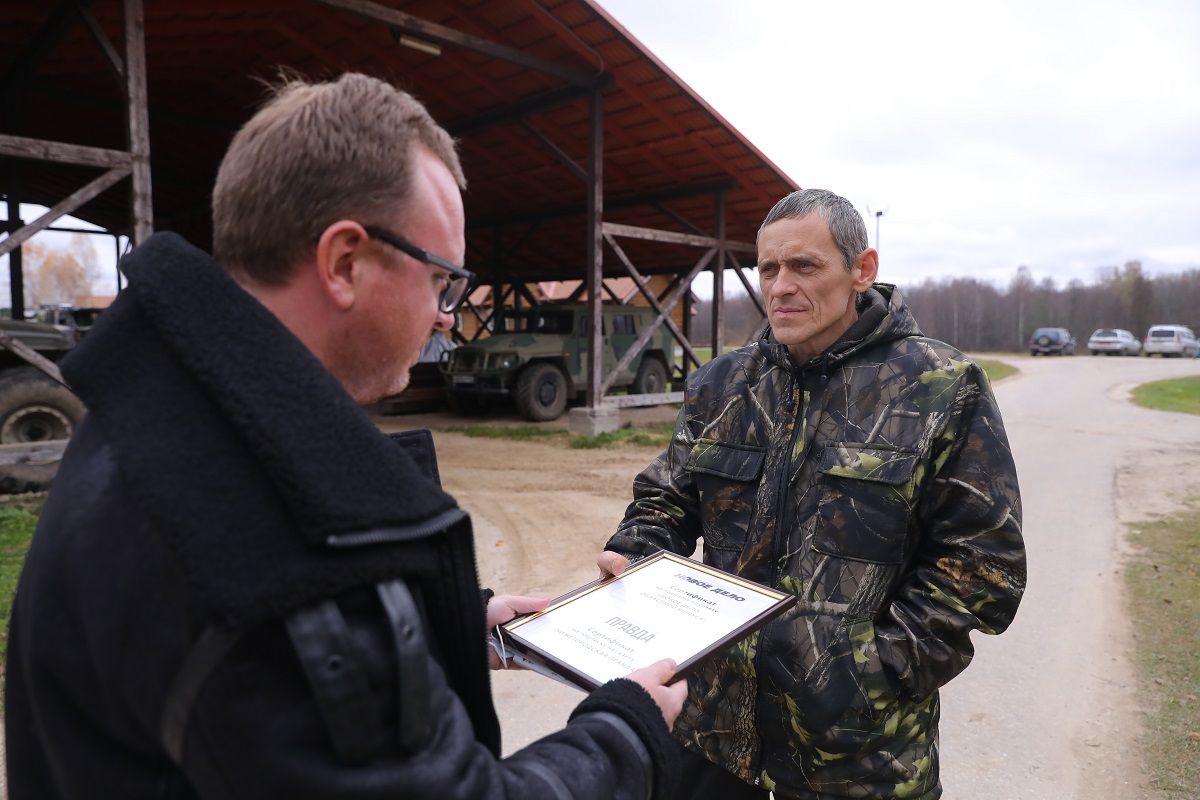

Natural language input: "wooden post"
[584,88,603,408]
[682,280,693,378]
[711,188,726,359]
[124,0,153,244]
[6,196,24,319]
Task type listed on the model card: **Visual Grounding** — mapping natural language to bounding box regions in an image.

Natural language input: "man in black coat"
[6,72,685,799]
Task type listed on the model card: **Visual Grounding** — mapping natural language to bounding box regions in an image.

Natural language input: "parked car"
[1087,328,1141,356]
[1029,327,1077,356]
[1142,324,1199,357]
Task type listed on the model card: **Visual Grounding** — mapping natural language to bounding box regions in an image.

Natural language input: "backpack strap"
[376,579,432,751]
[159,625,243,799]
[158,578,432,779]
[284,599,385,765]
[286,579,432,761]
[160,625,243,766]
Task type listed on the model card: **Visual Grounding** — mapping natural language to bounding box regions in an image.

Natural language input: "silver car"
[1087,328,1141,356]
[1143,325,1199,357]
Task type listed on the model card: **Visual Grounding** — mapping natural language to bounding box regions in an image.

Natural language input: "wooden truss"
[1,0,769,413]
[1,0,151,316]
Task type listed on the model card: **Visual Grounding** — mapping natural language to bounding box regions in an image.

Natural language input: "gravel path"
[384,353,1200,799]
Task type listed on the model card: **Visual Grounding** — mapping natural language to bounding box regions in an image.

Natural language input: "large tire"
[515,363,568,421]
[0,366,86,494]
[631,358,668,394]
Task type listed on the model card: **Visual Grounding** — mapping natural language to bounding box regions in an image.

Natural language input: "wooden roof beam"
[469,177,739,229]
[447,83,596,138]
[0,0,92,106]
[0,164,130,259]
[310,0,602,88]
[0,133,131,169]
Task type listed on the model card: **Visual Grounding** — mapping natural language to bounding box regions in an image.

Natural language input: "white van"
[1143,324,1199,357]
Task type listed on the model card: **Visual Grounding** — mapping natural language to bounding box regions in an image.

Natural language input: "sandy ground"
[377,355,1200,799]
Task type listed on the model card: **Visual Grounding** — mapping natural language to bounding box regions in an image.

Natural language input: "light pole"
[867,206,886,256]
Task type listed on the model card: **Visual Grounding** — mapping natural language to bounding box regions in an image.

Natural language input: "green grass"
[442,421,675,450]
[1124,508,1200,796]
[1132,377,1200,415]
[974,358,1017,383]
[441,424,570,442]
[1,492,44,716]
[568,422,675,450]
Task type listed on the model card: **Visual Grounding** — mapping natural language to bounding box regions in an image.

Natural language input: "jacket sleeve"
[181,593,679,800]
[874,364,1027,700]
[604,407,704,560]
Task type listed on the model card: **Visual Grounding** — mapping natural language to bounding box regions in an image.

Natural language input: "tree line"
[901,261,1198,352]
[693,260,1199,353]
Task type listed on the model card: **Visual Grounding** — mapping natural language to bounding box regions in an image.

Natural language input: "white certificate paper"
[500,551,795,691]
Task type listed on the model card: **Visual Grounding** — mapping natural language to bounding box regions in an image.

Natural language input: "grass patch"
[1132,377,1200,415]
[569,422,675,450]
[974,358,1017,383]
[1,493,44,715]
[441,424,570,442]
[1125,508,1200,796]
[442,421,675,450]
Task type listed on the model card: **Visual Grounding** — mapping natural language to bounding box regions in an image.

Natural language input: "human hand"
[625,659,687,730]
[596,551,631,579]
[486,594,549,669]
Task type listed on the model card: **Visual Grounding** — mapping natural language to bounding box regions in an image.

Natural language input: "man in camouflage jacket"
[599,189,1026,800]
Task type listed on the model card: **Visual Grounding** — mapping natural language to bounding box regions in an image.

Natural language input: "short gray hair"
[213,72,464,286]
[758,188,868,272]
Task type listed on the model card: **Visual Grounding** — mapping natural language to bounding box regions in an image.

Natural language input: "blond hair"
[212,72,464,285]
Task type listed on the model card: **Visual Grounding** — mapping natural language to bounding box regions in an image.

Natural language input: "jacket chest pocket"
[813,445,918,564]
[685,440,766,555]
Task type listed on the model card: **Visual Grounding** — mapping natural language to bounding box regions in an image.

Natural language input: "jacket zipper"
[324,507,469,548]
[750,365,810,785]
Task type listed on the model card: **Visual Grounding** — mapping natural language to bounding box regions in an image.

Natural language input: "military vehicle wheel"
[0,367,86,494]
[631,358,667,394]
[516,363,568,421]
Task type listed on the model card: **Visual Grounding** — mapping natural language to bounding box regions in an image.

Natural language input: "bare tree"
[21,234,99,307]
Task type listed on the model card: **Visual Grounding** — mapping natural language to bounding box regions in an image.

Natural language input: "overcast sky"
[6,1,1198,301]
[598,0,1200,290]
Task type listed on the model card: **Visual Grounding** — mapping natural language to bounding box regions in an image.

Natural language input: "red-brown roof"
[2,0,799,283]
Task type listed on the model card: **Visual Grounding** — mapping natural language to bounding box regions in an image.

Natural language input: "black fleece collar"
[62,233,466,625]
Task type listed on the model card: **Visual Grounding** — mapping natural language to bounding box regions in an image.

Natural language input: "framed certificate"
[497,551,796,692]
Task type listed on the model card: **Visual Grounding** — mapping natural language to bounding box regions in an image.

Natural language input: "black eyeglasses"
[362,225,476,314]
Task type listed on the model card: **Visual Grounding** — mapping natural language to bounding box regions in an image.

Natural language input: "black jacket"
[5,232,678,799]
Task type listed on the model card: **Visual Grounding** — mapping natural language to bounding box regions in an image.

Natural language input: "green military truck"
[0,318,86,494]
[441,303,673,421]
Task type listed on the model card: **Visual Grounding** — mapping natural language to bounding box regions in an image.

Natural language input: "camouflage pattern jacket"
[605,285,1025,799]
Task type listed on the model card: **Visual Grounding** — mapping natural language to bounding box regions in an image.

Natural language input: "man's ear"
[314,221,370,310]
[853,247,879,291]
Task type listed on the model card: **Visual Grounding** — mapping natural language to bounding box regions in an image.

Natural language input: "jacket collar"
[62,233,466,624]
[758,284,920,371]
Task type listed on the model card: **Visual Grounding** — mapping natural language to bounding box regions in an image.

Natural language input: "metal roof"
[2,0,798,284]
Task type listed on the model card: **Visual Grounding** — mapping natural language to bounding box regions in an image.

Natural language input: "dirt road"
[379,353,1200,799]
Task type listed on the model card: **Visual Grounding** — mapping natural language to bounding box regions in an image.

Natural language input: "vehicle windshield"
[1092,329,1115,337]
[502,309,575,335]
[1149,330,1176,338]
